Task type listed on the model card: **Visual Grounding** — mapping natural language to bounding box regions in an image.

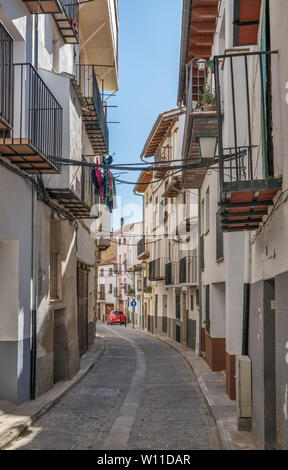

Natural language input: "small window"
[191,295,194,311]
[109,284,112,293]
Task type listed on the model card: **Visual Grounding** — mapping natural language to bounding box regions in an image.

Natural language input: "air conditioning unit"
[236,355,252,431]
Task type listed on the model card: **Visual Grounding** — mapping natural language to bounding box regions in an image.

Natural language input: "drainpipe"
[242,232,251,355]
[30,13,39,400]
[198,189,203,357]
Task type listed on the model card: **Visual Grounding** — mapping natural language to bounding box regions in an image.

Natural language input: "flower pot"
[205,103,216,111]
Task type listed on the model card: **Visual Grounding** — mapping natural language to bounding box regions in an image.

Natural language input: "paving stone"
[8,325,220,450]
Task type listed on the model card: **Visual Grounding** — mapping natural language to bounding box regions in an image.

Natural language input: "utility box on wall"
[236,355,252,431]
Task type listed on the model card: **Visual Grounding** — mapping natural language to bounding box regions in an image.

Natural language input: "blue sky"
[109,0,183,229]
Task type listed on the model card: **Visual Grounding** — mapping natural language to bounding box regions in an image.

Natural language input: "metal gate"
[77,264,89,357]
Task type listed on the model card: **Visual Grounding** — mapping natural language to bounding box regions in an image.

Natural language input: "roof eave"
[177,0,192,107]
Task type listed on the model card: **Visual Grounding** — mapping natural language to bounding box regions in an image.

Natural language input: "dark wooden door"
[77,266,88,357]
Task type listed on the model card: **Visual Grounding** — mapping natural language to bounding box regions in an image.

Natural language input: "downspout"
[198,189,202,357]
[242,232,251,355]
[30,12,39,400]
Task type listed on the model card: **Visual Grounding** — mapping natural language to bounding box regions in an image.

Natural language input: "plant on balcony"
[128,288,135,295]
[199,85,216,111]
[145,286,152,293]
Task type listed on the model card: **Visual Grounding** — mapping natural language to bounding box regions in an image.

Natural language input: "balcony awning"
[219,180,282,232]
[23,0,63,14]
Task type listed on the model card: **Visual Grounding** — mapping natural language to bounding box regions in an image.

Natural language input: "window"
[109,268,113,276]
[100,269,104,277]
[191,295,194,311]
[109,284,112,294]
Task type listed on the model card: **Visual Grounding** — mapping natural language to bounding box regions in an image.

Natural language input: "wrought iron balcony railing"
[74,64,109,155]
[214,51,282,232]
[0,22,13,132]
[149,258,166,281]
[0,63,62,174]
[137,236,145,257]
[165,257,198,286]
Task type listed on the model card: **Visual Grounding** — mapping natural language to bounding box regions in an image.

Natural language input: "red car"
[107,311,127,326]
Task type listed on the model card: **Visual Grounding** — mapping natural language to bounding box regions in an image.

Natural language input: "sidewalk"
[138,327,258,450]
[0,336,105,449]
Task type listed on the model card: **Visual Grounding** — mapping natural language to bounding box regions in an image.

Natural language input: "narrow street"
[8,325,220,451]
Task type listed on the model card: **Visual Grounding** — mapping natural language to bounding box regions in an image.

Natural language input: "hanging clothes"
[91,158,104,199]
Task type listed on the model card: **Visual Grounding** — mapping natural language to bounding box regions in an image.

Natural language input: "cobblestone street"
[7,325,221,450]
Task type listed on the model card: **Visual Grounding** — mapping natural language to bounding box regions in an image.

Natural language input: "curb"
[0,338,106,450]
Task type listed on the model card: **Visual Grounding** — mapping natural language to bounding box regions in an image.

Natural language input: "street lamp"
[197,131,218,162]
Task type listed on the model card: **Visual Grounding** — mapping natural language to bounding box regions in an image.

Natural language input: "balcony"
[47,157,97,218]
[137,236,149,261]
[149,258,165,282]
[178,256,198,285]
[162,176,181,198]
[0,64,62,174]
[74,65,109,155]
[165,262,174,286]
[23,0,63,13]
[165,257,198,286]
[154,146,171,178]
[0,22,13,132]
[23,1,79,44]
[182,60,218,190]
[54,1,79,44]
[214,51,282,232]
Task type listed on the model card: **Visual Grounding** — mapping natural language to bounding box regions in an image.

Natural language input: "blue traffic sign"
[131,300,137,307]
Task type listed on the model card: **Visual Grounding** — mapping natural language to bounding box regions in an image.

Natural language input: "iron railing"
[137,236,146,257]
[6,64,63,169]
[214,51,278,189]
[61,0,79,22]
[185,58,210,115]
[81,157,97,208]
[165,262,173,285]
[0,22,13,131]
[149,258,166,281]
[74,64,109,153]
[165,257,198,285]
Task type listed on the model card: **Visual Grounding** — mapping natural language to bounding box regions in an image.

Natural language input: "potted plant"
[145,286,152,294]
[199,85,216,111]
[128,288,135,295]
